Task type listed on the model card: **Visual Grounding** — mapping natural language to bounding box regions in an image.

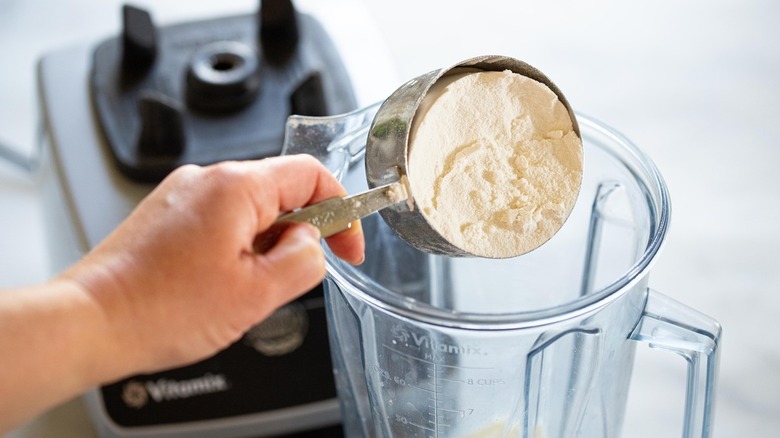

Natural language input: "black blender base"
[91,2,357,182]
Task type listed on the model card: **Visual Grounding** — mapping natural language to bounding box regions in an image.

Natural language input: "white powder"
[407,70,583,258]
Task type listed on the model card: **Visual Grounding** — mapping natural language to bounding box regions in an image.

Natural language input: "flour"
[407,70,583,258]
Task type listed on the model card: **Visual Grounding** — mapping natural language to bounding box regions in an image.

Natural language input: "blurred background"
[1,0,778,436]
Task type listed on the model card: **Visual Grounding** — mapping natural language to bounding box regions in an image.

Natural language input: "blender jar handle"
[281,102,382,180]
[629,288,721,438]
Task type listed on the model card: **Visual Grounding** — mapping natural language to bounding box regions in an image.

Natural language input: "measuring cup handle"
[629,288,721,438]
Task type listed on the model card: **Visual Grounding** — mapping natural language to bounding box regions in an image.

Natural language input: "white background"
[1,0,779,436]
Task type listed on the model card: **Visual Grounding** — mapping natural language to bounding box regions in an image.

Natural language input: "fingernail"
[355,251,366,266]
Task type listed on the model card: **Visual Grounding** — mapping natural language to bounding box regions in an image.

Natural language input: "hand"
[62,155,364,377]
[0,155,365,432]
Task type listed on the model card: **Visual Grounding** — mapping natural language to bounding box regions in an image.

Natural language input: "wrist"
[48,277,124,388]
[54,271,146,386]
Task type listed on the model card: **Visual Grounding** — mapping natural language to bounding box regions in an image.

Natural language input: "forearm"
[0,278,120,433]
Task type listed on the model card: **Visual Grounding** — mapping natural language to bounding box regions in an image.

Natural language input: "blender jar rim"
[324,113,671,330]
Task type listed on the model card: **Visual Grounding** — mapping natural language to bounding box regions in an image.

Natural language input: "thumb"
[257,223,325,305]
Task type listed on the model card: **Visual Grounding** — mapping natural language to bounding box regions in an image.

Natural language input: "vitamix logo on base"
[121,373,231,409]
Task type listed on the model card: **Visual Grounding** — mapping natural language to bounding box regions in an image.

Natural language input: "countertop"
[2,0,779,436]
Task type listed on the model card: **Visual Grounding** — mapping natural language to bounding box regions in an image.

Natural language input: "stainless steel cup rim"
[325,114,671,330]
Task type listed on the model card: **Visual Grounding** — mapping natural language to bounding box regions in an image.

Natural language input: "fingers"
[325,220,365,265]
[198,156,365,266]
[258,223,325,305]
[246,155,348,225]
[243,155,365,265]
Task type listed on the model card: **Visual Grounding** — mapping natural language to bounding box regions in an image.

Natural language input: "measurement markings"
[436,363,495,371]
[382,344,495,370]
[409,383,435,393]
[381,343,493,438]
[395,415,434,432]
[430,412,454,427]
[383,344,435,364]
[439,408,474,418]
[409,421,434,431]
[431,361,439,438]
[438,377,465,384]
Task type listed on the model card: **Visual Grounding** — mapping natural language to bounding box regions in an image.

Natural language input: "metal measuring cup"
[275,55,580,257]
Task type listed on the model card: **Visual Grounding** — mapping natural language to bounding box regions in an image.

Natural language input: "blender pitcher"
[284,105,720,437]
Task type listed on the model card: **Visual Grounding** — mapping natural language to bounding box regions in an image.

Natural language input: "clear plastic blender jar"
[317,114,720,438]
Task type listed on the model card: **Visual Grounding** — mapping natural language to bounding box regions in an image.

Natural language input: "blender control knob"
[137,92,186,157]
[259,0,299,64]
[185,41,261,113]
[121,5,157,72]
[243,302,309,356]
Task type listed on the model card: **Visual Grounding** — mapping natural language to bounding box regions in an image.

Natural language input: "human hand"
[61,155,364,380]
